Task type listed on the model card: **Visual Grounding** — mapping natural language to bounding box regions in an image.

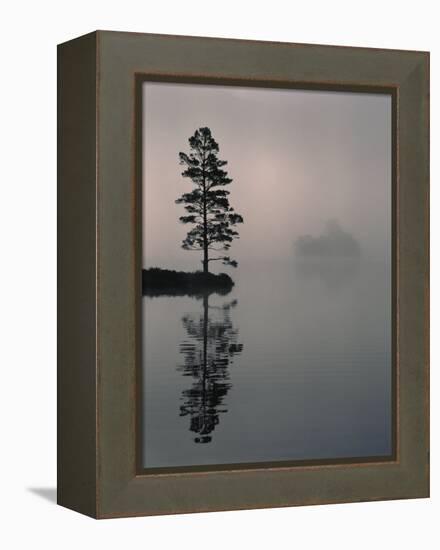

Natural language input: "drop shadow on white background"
[28,488,57,504]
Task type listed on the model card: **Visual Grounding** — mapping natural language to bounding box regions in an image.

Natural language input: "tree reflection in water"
[178,294,243,443]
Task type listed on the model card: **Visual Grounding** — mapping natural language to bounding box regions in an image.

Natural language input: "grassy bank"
[142,268,234,297]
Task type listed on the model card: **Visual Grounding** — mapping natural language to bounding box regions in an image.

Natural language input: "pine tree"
[176,127,243,274]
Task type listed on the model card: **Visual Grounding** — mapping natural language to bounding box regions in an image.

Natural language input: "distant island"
[294,220,361,258]
[142,268,234,297]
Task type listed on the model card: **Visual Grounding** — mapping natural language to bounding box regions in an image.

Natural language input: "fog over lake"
[141,82,392,468]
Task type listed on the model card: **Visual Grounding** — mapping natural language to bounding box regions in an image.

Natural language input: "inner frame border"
[134,73,398,477]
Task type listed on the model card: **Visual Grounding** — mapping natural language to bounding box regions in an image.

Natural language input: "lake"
[141,258,392,469]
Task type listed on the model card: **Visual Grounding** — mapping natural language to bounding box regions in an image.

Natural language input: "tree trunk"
[202,165,209,274]
[203,247,208,274]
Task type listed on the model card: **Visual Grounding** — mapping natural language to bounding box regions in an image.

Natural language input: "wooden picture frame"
[57,30,429,518]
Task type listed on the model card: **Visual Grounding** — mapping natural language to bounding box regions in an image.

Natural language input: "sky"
[142,82,391,271]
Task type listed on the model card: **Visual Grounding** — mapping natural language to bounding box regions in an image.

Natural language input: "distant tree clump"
[294,220,361,258]
[177,127,243,274]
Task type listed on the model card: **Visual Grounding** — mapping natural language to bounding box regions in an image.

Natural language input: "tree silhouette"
[178,295,243,443]
[177,127,243,274]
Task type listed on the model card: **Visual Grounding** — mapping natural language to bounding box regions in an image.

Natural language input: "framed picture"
[58,31,429,518]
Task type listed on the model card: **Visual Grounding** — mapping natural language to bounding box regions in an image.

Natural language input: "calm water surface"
[142,259,392,468]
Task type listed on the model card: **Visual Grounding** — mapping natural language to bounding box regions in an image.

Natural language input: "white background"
[0,1,437,548]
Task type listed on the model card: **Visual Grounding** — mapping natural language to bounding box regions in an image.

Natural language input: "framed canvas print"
[58,31,429,518]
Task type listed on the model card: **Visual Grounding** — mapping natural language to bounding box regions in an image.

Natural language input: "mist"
[142,82,391,271]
